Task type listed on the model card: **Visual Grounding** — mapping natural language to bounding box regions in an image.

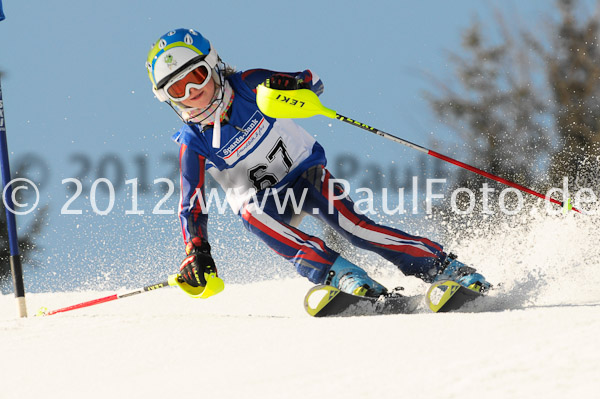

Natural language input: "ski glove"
[179,237,218,287]
[265,73,309,90]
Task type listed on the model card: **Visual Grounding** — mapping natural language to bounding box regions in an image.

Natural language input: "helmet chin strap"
[210,64,224,148]
[212,101,224,148]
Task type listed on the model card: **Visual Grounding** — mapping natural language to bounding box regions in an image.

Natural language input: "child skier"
[145,28,491,297]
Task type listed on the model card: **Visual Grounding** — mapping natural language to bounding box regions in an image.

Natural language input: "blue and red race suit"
[172,69,445,283]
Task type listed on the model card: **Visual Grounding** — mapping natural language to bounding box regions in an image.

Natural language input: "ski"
[425,280,483,313]
[304,280,485,317]
[303,285,424,317]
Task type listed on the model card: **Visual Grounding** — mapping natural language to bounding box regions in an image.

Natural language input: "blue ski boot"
[434,254,491,293]
[326,256,388,297]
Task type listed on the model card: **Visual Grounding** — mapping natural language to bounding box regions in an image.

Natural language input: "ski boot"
[325,256,388,297]
[434,253,491,293]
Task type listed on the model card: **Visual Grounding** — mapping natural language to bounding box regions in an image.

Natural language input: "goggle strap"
[153,86,169,102]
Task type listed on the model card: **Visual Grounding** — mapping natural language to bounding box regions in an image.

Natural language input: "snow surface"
[2,213,600,399]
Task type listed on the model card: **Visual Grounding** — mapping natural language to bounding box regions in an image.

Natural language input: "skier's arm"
[241,68,324,96]
[177,144,219,287]
[178,144,208,245]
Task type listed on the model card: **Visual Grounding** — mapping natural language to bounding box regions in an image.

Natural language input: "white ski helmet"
[146,28,219,103]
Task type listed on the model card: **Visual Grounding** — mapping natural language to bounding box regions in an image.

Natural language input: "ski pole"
[38,276,174,316]
[256,85,580,214]
[38,273,225,316]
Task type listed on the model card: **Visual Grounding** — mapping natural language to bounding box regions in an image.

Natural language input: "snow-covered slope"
[1,277,599,399]
[2,213,599,399]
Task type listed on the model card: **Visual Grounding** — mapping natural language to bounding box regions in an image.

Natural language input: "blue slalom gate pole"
[0,75,28,317]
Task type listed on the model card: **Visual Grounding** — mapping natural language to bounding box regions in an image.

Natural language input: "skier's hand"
[179,237,217,287]
[265,73,309,90]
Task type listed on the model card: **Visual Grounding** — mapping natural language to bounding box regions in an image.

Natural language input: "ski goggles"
[163,60,213,102]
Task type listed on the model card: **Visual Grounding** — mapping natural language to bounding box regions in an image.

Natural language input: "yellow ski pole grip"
[169,273,225,299]
[256,85,337,119]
